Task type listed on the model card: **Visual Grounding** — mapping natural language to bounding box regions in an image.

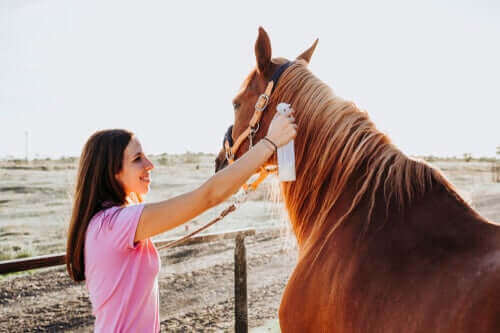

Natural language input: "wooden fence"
[0,228,260,333]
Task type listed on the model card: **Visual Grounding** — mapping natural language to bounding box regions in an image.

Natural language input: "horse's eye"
[233,102,240,111]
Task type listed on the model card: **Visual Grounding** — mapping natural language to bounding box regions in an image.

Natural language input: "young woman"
[66,112,296,332]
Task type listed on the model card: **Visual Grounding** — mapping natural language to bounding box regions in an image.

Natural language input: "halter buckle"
[255,94,270,112]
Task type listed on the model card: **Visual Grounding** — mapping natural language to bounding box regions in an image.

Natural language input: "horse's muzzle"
[214,149,228,173]
[214,124,233,173]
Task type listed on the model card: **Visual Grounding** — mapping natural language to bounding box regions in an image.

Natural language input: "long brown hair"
[66,129,133,282]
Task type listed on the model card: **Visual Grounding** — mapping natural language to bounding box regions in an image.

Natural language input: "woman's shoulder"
[86,203,146,250]
[90,204,144,228]
[90,205,120,223]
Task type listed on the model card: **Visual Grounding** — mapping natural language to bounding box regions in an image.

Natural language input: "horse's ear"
[255,27,272,76]
[297,38,319,64]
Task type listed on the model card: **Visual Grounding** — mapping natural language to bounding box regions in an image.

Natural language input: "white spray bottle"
[276,103,296,182]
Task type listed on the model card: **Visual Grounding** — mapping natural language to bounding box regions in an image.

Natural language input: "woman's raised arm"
[134,112,296,242]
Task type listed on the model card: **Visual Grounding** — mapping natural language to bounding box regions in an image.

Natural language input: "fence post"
[234,234,248,333]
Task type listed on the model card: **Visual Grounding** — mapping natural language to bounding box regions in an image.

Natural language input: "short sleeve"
[104,204,145,250]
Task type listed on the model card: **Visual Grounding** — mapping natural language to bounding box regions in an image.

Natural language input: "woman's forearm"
[136,140,275,242]
[136,113,295,242]
[202,141,274,206]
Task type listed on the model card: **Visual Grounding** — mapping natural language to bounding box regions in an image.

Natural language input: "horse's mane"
[270,60,462,251]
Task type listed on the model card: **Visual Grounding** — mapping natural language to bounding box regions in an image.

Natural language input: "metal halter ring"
[225,148,234,162]
[250,122,260,135]
[255,94,269,112]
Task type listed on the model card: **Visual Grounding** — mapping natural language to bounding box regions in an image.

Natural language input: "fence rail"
[0,228,256,274]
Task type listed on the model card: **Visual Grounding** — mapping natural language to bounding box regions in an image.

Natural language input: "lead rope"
[156,166,276,251]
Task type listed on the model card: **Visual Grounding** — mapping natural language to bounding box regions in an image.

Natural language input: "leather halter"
[224,61,293,165]
[222,61,293,191]
[159,63,294,251]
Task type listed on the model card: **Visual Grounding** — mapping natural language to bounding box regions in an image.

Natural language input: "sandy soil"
[0,156,499,332]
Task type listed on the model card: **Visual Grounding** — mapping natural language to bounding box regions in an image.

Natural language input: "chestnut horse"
[215,27,500,332]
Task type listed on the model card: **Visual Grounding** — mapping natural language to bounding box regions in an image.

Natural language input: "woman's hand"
[265,111,297,148]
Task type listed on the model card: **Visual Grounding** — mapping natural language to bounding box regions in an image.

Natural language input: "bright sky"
[1,0,499,159]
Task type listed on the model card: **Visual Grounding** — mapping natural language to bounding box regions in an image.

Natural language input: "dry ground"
[0,156,499,332]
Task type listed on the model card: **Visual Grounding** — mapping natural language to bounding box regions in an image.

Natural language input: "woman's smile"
[140,174,151,184]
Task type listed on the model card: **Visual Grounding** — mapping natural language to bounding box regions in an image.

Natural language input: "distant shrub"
[479,157,495,162]
[0,250,13,261]
[158,156,170,166]
[57,156,78,164]
[0,245,36,261]
[182,151,200,164]
[0,244,15,261]
[14,246,34,259]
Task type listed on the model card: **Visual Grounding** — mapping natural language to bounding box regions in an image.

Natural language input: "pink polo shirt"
[84,204,161,332]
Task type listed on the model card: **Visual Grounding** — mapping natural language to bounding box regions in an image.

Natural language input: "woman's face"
[115,136,154,196]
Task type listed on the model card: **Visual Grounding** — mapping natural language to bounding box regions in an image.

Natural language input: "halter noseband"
[223,61,293,165]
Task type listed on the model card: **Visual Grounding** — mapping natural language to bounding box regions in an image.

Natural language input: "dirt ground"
[0,156,499,332]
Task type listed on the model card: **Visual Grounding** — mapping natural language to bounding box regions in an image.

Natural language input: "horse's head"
[214,27,318,173]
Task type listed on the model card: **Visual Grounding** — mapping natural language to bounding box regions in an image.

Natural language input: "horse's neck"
[296,178,365,255]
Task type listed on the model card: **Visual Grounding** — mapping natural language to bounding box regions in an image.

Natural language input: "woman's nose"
[145,157,154,170]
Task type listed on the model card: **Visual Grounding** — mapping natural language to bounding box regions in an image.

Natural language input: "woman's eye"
[233,102,240,111]
[134,157,141,162]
